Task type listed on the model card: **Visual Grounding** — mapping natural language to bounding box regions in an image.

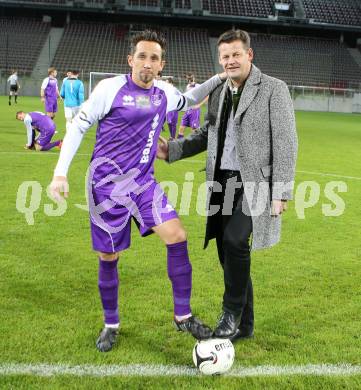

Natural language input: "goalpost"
[88,72,121,96]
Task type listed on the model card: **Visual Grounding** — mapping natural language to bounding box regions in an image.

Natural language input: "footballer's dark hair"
[217,29,251,50]
[130,30,166,59]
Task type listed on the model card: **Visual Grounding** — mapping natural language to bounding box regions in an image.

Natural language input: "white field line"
[0,363,361,378]
[1,151,361,181]
[296,170,361,181]
[0,151,92,157]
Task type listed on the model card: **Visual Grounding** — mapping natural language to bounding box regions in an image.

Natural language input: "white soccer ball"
[192,338,235,375]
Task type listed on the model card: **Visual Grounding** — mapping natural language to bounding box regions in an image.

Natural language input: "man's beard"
[139,71,154,84]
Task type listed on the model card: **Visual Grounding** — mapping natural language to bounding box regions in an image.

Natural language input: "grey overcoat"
[168,65,298,250]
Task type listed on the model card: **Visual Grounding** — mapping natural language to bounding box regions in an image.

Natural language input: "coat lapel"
[234,64,261,120]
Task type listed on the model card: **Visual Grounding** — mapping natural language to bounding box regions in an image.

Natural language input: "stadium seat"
[0,17,51,76]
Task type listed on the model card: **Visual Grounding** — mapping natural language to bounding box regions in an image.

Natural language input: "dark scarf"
[215,88,233,177]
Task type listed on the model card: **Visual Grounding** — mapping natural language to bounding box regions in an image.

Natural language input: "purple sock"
[41,140,61,152]
[41,140,61,151]
[167,241,192,317]
[98,258,119,326]
[168,123,177,139]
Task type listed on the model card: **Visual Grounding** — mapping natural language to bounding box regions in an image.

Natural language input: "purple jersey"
[41,77,58,99]
[182,82,201,128]
[24,111,55,146]
[28,111,55,132]
[54,73,222,180]
[84,74,185,193]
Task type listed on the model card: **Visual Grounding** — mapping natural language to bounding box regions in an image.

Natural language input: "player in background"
[165,77,179,139]
[16,111,62,151]
[60,70,85,127]
[41,67,60,119]
[8,70,20,106]
[49,30,225,352]
[63,70,72,82]
[177,73,207,138]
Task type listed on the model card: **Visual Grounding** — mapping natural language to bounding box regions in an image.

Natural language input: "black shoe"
[213,311,242,339]
[229,328,254,343]
[174,315,213,340]
[96,327,118,352]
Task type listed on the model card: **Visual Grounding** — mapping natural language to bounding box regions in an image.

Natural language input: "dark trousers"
[215,170,254,332]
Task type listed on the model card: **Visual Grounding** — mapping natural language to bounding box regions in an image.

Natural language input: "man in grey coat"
[157,29,298,341]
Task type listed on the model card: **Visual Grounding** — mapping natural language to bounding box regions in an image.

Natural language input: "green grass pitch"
[0,96,360,389]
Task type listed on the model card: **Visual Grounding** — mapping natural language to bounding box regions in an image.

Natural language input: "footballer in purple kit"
[50,30,225,352]
[164,77,179,139]
[177,73,207,138]
[16,111,62,151]
[41,67,60,119]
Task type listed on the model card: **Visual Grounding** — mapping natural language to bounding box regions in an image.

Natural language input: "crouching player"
[49,30,225,352]
[16,111,62,151]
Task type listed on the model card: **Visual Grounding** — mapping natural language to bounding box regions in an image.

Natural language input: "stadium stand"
[16,0,66,4]
[251,33,361,88]
[128,0,160,7]
[175,0,191,8]
[0,17,51,75]
[52,22,130,75]
[164,28,214,80]
[1,12,360,89]
[52,23,214,80]
[176,0,293,17]
[303,0,361,26]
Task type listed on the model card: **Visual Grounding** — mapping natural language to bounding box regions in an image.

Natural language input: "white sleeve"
[158,75,222,113]
[24,115,33,146]
[53,125,84,177]
[182,75,221,110]
[41,77,49,90]
[54,76,126,177]
[7,76,11,83]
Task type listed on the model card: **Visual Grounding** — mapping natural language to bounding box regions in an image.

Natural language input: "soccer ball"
[192,338,235,375]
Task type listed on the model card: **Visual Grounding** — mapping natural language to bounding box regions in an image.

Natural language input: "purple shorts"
[37,125,55,147]
[45,98,58,113]
[89,179,178,253]
[181,108,200,129]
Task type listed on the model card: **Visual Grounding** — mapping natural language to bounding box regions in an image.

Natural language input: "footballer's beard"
[139,70,154,85]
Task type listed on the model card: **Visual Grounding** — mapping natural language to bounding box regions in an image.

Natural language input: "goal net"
[89,72,121,96]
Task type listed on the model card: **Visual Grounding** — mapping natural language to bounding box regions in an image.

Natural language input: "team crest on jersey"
[136,95,151,108]
[123,95,135,106]
[151,94,163,107]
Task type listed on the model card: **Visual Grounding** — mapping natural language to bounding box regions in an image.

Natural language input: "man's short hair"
[186,72,195,82]
[217,29,251,50]
[130,30,166,59]
[48,67,57,75]
[16,111,24,119]
[72,70,79,75]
